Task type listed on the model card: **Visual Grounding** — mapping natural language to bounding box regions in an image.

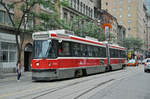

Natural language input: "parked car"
[144,58,150,72]
[142,59,147,64]
[126,59,138,66]
[138,60,142,64]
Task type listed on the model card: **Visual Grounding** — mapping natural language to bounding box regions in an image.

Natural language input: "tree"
[0,0,68,63]
[61,16,105,41]
[120,37,143,51]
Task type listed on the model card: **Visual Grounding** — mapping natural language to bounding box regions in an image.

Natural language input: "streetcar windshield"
[33,40,56,59]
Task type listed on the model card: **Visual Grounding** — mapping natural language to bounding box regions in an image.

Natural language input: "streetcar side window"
[87,45,93,57]
[93,46,99,57]
[98,47,106,58]
[102,47,106,57]
[115,49,118,58]
[80,44,87,57]
[110,48,115,58]
[71,42,81,57]
[121,50,126,58]
[58,41,71,56]
[118,50,121,58]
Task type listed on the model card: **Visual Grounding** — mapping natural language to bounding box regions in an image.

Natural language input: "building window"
[86,6,88,15]
[70,0,72,7]
[91,9,93,18]
[77,0,79,11]
[80,2,82,13]
[106,2,108,6]
[119,0,123,4]
[0,10,13,25]
[70,15,74,24]
[88,7,90,16]
[0,11,5,24]
[119,14,123,18]
[83,4,85,14]
[0,42,16,62]
[74,0,76,9]
[113,2,116,5]
[63,12,68,23]
[119,8,123,11]
[128,20,131,24]
[5,13,13,25]
[128,13,131,17]
[120,21,123,25]
[128,0,131,3]
[0,4,4,9]
[128,26,131,30]
[113,8,116,12]
[128,6,131,10]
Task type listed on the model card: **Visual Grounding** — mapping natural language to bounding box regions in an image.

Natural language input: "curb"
[0,72,31,80]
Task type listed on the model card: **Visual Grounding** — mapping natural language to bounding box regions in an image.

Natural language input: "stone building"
[60,0,94,24]
[97,10,119,43]
[101,0,147,41]
[0,1,33,73]
[146,14,150,52]
[117,25,126,45]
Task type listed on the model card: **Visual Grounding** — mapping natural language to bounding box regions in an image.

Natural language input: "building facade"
[117,25,126,45]
[0,0,96,73]
[61,0,94,23]
[101,0,147,41]
[146,14,150,52]
[0,1,33,73]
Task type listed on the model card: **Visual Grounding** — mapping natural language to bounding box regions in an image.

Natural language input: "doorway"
[24,43,32,71]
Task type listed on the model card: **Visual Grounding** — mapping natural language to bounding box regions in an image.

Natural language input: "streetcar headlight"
[48,63,51,67]
[36,62,40,66]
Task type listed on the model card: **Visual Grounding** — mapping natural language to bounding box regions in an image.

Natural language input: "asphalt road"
[0,65,149,99]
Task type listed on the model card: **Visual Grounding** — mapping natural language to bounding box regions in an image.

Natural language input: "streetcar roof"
[109,44,126,50]
[32,30,125,50]
[32,30,106,47]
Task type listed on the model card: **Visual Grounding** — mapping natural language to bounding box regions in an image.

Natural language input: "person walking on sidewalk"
[16,61,22,81]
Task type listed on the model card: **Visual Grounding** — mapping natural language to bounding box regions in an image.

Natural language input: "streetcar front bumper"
[32,69,58,81]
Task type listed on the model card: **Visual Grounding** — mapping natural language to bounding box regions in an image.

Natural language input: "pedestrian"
[16,61,22,81]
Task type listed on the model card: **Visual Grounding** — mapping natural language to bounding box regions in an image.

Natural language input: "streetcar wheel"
[105,66,111,72]
[105,66,109,72]
[75,69,83,78]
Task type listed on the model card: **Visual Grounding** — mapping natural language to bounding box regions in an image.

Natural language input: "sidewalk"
[0,72,32,82]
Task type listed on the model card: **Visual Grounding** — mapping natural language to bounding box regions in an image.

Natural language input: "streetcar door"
[106,44,110,65]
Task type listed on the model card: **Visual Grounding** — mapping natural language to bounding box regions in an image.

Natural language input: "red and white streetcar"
[32,30,126,80]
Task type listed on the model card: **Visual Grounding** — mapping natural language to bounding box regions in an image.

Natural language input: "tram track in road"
[17,69,127,99]
[1,67,137,99]
[73,79,115,99]
[33,67,141,99]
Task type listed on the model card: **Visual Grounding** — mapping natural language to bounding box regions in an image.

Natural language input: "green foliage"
[57,16,105,41]
[120,37,143,51]
[59,0,69,7]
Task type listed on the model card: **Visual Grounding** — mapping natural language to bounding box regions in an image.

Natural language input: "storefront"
[0,32,17,72]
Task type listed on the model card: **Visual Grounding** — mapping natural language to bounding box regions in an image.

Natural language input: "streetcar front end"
[32,32,59,81]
